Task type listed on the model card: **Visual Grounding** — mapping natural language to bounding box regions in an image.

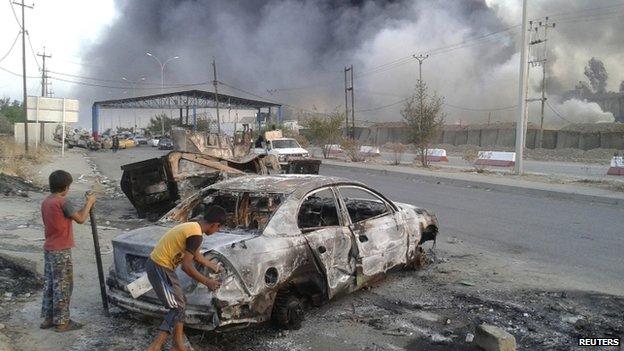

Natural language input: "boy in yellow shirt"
[146,206,225,351]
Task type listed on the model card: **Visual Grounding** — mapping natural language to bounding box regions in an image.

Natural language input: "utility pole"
[350,64,355,139]
[14,0,33,153]
[36,48,50,148]
[487,111,491,126]
[413,53,429,144]
[212,59,221,146]
[37,48,51,97]
[513,0,529,175]
[413,53,429,82]
[531,17,555,148]
[344,66,351,138]
[212,59,221,135]
[344,65,354,138]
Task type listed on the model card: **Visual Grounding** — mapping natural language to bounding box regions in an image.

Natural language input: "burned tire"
[272,290,304,330]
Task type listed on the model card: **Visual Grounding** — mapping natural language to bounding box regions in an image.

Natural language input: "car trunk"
[111,225,257,303]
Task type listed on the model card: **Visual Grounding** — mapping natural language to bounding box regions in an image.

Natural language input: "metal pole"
[514,0,529,175]
[212,59,221,137]
[160,65,165,136]
[16,0,31,153]
[61,99,66,157]
[88,205,110,316]
[350,65,355,139]
[35,97,39,148]
[344,66,349,137]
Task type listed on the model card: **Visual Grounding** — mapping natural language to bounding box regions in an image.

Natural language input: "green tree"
[401,80,445,167]
[301,112,344,159]
[0,98,23,124]
[584,57,608,94]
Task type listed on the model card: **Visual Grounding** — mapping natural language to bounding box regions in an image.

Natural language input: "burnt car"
[107,175,439,331]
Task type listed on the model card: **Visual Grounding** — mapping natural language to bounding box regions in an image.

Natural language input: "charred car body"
[107,175,439,331]
[120,151,281,218]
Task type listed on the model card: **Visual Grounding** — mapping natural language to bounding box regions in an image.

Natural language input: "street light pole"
[122,76,145,133]
[514,0,530,175]
[146,52,180,136]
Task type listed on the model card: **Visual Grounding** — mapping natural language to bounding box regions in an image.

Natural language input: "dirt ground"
[0,147,622,351]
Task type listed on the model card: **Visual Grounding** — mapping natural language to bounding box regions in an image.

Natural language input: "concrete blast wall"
[13,123,60,146]
[358,125,624,150]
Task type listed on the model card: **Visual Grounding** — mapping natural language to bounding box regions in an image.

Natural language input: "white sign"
[26,96,79,123]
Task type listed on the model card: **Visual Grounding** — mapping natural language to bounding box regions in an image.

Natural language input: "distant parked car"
[157,138,173,150]
[134,136,148,145]
[149,136,162,147]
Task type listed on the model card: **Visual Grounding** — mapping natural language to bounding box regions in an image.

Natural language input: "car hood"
[272,147,308,155]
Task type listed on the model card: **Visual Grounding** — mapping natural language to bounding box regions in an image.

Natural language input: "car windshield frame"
[162,188,287,235]
[272,139,301,149]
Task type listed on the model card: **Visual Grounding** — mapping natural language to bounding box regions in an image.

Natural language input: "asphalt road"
[91,146,624,292]
[319,164,624,291]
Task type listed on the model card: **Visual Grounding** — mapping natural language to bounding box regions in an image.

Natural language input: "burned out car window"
[298,188,340,229]
[337,186,390,223]
[187,190,284,232]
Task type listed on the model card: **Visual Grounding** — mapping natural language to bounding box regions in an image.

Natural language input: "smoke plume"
[75,0,624,127]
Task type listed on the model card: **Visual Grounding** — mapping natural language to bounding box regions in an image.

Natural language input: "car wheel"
[272,289,304,330]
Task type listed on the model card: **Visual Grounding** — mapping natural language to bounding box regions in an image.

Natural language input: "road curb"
[321,162,624,207]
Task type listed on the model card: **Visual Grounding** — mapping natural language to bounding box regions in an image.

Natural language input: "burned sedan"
[107,175,439,331]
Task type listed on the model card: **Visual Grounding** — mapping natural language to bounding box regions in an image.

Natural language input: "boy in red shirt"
[40,170,96,332]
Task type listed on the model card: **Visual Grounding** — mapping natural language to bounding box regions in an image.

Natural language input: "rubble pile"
[0,256,41,298]
[0,173,42,197]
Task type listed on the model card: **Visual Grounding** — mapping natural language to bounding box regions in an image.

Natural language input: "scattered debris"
[0,173,41,197]
[459,280,476,286]
[465,332,474,343]
[0,255,42,298]
[474,324,517,351]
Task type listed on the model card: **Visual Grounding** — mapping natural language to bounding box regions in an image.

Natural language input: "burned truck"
[107,175,439,331]
[120,151,281,219]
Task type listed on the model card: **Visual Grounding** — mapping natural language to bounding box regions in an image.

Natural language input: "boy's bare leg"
[147,330,169,351]
[172,322,187,351]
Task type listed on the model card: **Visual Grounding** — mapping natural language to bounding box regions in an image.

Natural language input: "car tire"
[405,246,428,270]
[272,290,304,330]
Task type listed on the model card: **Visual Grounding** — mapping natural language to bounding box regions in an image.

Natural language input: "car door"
[298,187,356,298]
[336,185,407,286]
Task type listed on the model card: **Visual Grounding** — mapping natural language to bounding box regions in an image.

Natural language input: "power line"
[26,32,40,70]
[443,102,518,112]
[7,0,21,27]
[0,31,20,63]
[0,65,38,78]
[545,100,573,123]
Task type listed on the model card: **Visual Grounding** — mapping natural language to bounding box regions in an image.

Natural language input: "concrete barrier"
[424,148,448,162]
[475,151,516,167]
[324,144,343,156]
[607,156,624,176]
[359,145,380,157]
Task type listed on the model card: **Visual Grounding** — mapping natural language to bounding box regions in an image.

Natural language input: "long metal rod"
[89,206,109,316]
[514,0,529,175]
